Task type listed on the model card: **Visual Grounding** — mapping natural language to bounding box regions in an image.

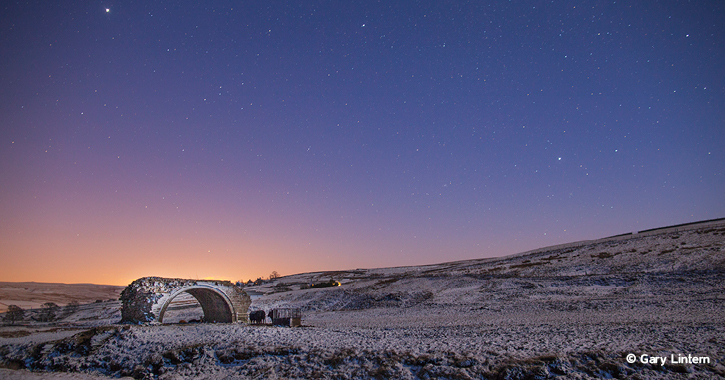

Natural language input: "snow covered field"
[1,223,724,379]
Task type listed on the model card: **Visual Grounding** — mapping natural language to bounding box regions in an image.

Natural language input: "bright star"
[106,8,110,13]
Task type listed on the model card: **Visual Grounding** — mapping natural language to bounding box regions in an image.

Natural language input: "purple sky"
[1,1,723,285]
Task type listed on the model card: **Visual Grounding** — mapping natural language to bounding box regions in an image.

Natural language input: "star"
[106,8,110,13]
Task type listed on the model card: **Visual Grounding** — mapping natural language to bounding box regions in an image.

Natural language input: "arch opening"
[159,287,234,324]
[160,292,204,324]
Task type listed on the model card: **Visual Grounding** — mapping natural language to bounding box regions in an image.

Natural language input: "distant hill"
[0,282,124,313]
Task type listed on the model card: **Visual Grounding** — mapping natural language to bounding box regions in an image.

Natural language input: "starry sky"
[1,1,723,286]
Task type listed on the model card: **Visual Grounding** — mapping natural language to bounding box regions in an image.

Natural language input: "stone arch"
[158,285,234,323]
[120,277,251,324]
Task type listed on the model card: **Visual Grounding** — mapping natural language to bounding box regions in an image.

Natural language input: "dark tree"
[39,302,60,322]
[269,271,280,280]
[64,301,80,317]
[3,305,24,325]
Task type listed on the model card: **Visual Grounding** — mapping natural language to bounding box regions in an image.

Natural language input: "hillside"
[0,283,124,314]
[2,219,723,323]
[246,220,725,323]
[1,220,724,379]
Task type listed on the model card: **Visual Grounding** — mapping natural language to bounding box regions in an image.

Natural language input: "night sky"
[1,1,723,286]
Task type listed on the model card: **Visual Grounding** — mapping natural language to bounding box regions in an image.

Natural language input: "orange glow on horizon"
[0,164,576,286]
[0,215,528,286]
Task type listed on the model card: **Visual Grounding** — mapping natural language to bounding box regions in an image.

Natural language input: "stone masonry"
[120,277,251,324]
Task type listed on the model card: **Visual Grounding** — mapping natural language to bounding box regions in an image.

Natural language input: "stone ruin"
[120,277,251,324]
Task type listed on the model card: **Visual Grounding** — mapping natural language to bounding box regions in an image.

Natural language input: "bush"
[64,301,80,317]
[39,302,60,322]
[3,305,24,325]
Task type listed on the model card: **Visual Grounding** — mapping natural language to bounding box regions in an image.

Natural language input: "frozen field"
[1,222,724,379]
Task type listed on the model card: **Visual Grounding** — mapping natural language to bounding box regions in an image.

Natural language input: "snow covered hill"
[247,221,725,321]
[1,220,724,379]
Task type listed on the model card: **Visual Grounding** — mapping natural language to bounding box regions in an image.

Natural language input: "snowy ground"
[1,223,724,379]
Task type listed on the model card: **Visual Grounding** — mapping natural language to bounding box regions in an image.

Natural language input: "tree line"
[2,301,80,325]
[236,271,280,287]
